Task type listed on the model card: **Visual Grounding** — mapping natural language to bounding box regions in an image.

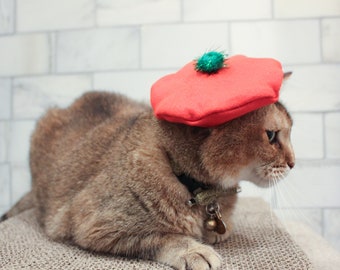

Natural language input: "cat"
[1,89,294,270]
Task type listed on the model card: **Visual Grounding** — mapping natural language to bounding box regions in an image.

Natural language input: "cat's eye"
[266,130,277,143]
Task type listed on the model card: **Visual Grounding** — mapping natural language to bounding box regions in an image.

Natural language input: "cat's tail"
[0,191,34,222]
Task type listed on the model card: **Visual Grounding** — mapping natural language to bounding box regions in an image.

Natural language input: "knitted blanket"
[0,198,313,269]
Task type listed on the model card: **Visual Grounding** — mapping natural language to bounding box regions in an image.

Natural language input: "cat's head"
[200,101,295,188]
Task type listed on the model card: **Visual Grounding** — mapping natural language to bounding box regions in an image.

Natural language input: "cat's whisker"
[277,179,317,230]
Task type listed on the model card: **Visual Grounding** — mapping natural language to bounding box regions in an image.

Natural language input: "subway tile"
[290,113,324,159]
[230,20,321,65]
[184,0,271,21]
[94,70,175,103]
[274,0,340,18]
[0,34,49,76]
[13,75,92,119]
[0,164,10,206]
[324,209,340,251]
[141,24,229,69]
[0,79,11,119]
[56,28,139,73]
[9,121,36,163]
[280,65,340,112]
[0,122,8,162]
[16,0,95,32]
[322,18,340,62]
[325,113,340,159]
[0,0,14,34]
[11,163,31,204]
[274,162,340,208]
[96,0,181,26]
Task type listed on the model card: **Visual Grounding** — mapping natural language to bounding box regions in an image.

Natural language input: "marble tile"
[0,78,11,119]
[141,23,229,69]
[17,0,95,32]
[274,161,340,208]
[13,75,92,119]
[96,0,181,26]
[9,121,36,163]
[322,18,340,62]
[184,0,271,21]
[0,164,10,206]
[56,28,139,72]
[0,0,14,34]
[94,70,175,103]
[325,113,340,159]
[290,113,324,159]
[0,34,49,76]
[11,163,31,204]
[324,209,340,251]
[280,65,340,112]
[230,20,321,65]
[274,0,340,18]
[0,121,8,163]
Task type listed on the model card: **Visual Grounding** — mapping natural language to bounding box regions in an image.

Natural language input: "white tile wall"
[274,0,340,18]
[279,65,340,112]
[0,122,8,163]
[0,164,10,206]
[230,20,321,64]
[324,209,340,251]
[0,34,49,76]
[11,163,31,203]
[291,113,324,159]
[96,0,181,26]
[9,121,36,163]
[0,78,11,119]
[0,0,339,253]
[0,0,14,34]
[322,18,340,62]
[13,75,92,119]
[56,28,139,72]
[325,113,340,159]
[141,23,229,69]
[276,162,340,208]
[183,0,271,21]
[16,0,95,32]
[94,70,175,102]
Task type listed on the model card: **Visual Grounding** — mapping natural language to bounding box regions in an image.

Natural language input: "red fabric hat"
[150,53,284,127]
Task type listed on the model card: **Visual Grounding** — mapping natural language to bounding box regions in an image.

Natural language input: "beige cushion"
[0,198,314,269]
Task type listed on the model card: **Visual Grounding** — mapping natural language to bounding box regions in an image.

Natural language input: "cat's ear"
[283,71,292,80]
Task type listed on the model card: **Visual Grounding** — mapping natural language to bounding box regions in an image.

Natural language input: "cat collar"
[151,52,283,127]
[177,174,241,235]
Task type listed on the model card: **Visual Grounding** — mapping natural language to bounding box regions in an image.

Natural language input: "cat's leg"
[155,234,222,270]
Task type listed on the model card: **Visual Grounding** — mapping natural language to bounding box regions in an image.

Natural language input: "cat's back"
[30,91,149,187]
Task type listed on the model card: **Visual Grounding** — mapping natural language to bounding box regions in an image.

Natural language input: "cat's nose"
[287,162,295,169]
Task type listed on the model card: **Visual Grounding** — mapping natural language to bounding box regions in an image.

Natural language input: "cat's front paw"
[156,236,222,270]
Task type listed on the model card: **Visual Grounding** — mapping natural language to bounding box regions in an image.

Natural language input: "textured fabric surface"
[151,55,283,127]
[0,198,313,269]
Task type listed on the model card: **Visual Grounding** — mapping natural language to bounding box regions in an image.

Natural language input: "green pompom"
[195,51,227,74]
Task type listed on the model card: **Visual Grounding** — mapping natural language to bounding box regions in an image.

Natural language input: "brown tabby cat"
[2,89,294,270]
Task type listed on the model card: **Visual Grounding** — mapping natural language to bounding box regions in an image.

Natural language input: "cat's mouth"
[252,163,291,187]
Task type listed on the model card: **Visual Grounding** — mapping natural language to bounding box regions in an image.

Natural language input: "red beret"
[150,53,284,127]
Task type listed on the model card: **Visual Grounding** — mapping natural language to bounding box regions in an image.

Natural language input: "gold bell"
[205,218,217,231]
